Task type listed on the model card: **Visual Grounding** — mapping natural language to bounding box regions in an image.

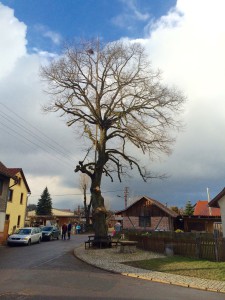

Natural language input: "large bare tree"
[41,39,185,239]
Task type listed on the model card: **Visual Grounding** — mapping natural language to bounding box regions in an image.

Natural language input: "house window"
[5,214,10,221]
[139,216,151,227]
[16,177,21,185]
[0,179,3,195]
[17,215,21,227]
[8,189,13,202]
[20,193,24,204]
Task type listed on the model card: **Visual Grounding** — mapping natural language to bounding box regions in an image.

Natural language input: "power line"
[0,120,73,168]
[29,189,124,197]
[0,102,80,167]
[0,103,77,162]
[0,110,73,162]
[0,102,78,156]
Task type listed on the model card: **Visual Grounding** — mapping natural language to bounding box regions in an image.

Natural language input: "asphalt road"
[0,234,224,300]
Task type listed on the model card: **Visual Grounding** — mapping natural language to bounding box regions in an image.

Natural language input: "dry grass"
[123,256,225,281]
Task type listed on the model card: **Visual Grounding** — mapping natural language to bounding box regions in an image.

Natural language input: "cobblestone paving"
[74,245,225,293]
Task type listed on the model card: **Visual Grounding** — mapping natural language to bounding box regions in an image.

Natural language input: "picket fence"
[128,232,225,262]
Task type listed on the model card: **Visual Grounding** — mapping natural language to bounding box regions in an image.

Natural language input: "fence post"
[195,233,200,258]
[214,230,219,261]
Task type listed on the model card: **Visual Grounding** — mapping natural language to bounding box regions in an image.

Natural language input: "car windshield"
[42,226,53,231]
[17,229,31,235]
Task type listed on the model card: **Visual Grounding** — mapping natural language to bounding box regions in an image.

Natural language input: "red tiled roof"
[194,200,221,217]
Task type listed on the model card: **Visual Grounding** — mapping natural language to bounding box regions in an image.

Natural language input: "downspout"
[24,192,31,226]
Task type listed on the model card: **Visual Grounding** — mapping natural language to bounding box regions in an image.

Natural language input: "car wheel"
[27,239,31,246]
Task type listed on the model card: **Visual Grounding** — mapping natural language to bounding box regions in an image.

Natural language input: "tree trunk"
[91,188,108,238]
[90,127,108,243]
[83,184,91,227]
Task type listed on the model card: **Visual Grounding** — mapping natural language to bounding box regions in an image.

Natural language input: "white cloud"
[124,0,150,21]
[134,0,225,201]
[1,0,225,210]
[34,24,62,45]
[0,4,82,209]
[27,175,83,209]
[0,3,27,80]
[112,0,150,29]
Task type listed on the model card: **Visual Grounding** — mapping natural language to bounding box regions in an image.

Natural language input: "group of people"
[61,223,82,240]
[61,222,72,240]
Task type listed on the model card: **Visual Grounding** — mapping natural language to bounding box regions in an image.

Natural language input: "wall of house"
[123,200,169,217]
[218,197,225,237]
[6,172,28,234]
[0,176,10,232]
[122,216,170,231]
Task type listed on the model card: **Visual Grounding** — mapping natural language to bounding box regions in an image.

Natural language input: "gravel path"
[74,245,225,294]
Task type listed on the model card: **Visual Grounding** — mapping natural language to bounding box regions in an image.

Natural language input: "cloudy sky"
[0,0,225,211]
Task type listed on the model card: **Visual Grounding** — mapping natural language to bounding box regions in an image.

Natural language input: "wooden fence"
[127,232,225,262]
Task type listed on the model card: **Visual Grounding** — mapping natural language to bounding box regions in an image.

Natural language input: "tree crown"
[41,39,185,183]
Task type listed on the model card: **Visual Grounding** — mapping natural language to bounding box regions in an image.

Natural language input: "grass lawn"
[123,256,225,281]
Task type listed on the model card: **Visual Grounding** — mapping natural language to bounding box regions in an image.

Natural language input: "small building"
[209,188,225,237]
[181,200,221,233]
[115,196,177,231]
[27,208,79,228]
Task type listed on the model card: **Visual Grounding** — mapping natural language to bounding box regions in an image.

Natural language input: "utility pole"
[124,187,129,209]
[117,187,129,209]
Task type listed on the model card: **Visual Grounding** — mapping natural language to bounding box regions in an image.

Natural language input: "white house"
[209,188,225,237]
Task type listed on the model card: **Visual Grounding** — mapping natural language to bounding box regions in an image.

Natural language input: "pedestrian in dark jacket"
[67,222,72,240]
[62,223,67,240]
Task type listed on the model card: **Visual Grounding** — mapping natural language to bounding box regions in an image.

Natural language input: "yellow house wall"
[6,172,29,234]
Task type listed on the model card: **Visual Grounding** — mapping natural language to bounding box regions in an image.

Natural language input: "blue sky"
[0,0,225,211]
[2,0,176,52]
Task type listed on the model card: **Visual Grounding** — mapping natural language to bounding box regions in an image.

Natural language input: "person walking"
[114,221,122,234]
[76,224,81,234]
[62,223,67,240]
[67,222,72,240]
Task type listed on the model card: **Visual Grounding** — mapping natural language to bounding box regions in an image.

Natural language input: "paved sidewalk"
[74,245,225,294]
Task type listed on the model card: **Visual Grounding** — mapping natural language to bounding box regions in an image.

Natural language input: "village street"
[0,234,224,300]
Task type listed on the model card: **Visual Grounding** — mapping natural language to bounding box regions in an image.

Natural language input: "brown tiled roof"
[0,161,16,178]
[7,168,22,176]
[0,161,31,193]
[194,200,221,216]
[115,196,178,218]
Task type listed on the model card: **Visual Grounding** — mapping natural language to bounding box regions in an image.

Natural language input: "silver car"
[7,227,42,246]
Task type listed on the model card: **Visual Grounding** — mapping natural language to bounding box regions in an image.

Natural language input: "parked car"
[41,226,61,241]
[7,227,42,246]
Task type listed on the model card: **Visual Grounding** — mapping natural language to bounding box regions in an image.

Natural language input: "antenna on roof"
[207,187,212,216]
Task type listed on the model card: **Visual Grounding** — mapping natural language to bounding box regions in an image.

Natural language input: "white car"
[7,227,42,246]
